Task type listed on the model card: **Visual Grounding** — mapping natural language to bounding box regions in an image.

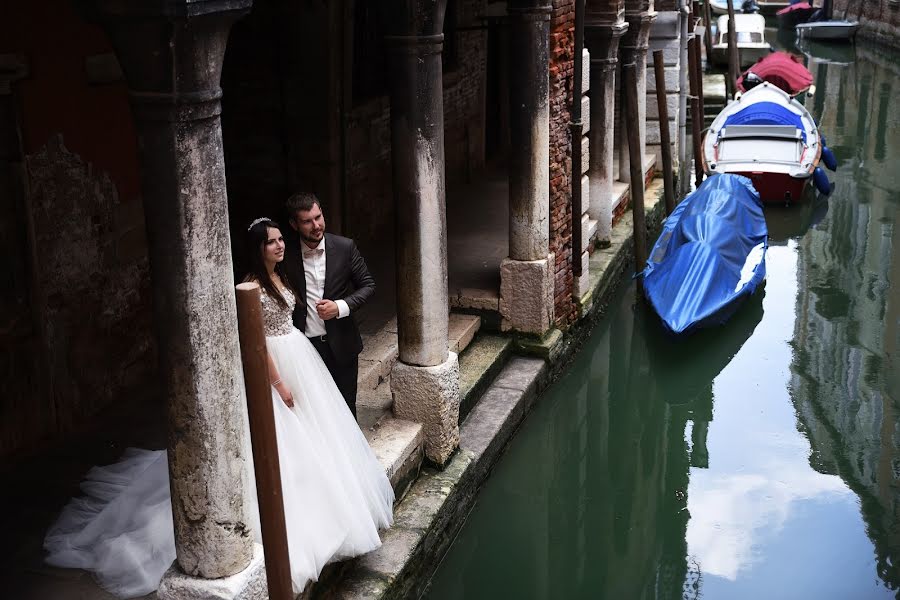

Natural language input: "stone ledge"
[458,334,513,422]
[450,287,500,312]
[579,176,665,318]
[363,417,424,500]
[448,313,481,354]
[515,328,565,363]
[328,357,549,600]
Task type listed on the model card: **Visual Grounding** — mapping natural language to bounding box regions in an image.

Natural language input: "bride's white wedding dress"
[44,286,394,598]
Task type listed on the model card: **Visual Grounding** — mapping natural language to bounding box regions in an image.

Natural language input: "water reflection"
[425,39,899,600]
[790,42,900,592]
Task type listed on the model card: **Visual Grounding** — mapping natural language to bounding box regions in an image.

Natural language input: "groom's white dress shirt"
[302,236,350,338]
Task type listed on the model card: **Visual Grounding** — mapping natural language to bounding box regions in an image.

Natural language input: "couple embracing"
[43,194,394,597]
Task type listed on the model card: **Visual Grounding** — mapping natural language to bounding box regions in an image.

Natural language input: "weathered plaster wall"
[834,0,900,49]
[550,0,577,328]
[0,2,154,458]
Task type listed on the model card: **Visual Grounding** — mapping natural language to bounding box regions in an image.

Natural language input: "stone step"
[358,379,394,431]
[458,334,513,421]
[448,312,481,354]
[363,417,424,501]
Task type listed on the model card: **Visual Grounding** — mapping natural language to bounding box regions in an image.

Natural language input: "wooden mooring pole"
[652,50,675,215]
[726,0,740,99]
[687,38,705,188]
[702,0,714,63]
[624,63,648,274]
[235,282,293,600]
[691,95,705,188]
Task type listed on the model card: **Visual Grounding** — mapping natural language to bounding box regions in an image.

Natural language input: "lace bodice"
[260,286,296,337]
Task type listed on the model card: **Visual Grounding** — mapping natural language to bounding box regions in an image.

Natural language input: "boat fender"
[813,167,832,195]
[822,146,838,171]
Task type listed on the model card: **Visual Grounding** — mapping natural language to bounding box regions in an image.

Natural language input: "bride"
[43,218,395,598]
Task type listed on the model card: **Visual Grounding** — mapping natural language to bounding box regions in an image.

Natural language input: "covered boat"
[737,51,814,96]
[702,81,832,202]
[642,174,768,336]
[776,2,815,29]
[710,13,772,68]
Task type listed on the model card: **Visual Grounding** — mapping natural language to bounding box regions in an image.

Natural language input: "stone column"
[382,0,460,467]
[618,1,656,183]
[585,1,627,244]
[501,0,554,335]
[89,2,265,598]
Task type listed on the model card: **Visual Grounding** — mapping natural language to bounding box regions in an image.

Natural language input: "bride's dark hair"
[244,218,292,309]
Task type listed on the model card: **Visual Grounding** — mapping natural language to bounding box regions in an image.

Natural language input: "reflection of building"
[790,49,900,591]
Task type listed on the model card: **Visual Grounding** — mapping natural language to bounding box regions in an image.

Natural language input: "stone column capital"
[622,11,657,53]
[0,54,28,95]
[86,1,250,122]
[585,19,628,64]
[80,0,253,19]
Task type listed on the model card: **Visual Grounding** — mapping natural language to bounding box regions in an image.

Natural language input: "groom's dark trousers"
[282,232,374,419]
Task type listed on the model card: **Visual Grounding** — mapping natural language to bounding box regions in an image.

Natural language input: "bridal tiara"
[247,217,271,231]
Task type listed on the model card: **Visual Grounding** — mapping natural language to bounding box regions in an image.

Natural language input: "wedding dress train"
[44,286,394,597]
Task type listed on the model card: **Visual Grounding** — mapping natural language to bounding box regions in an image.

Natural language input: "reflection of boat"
[642,174,768,336]
[737,51,814,96]
[796,38,855,65]
[710,14,772,67]
[796,19,859,41]
[776,2,815,29]
[702,82,829,203]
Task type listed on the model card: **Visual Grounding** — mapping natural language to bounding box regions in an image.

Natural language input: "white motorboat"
[710,13,772,67]
[795,19,859,41]
[702,82,832,203]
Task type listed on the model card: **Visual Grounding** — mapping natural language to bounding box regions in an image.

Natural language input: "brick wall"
[833,0,900,48]
[550,0,577,328]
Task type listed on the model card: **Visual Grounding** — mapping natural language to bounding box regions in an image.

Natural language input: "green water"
[425,41,900,599]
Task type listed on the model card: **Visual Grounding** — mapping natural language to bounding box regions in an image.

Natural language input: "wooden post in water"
[692,31,706,132]
[624,63,648,274]
[687,38,704,188]
[235,282,293,600]
[726,0,739,99]
[702,0,714,64]
[691,95,704,188]
[652,50,675,215]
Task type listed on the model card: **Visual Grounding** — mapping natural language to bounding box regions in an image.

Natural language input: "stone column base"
[158,543,267,600]
[499,255,554,335]
[392,352,460,466]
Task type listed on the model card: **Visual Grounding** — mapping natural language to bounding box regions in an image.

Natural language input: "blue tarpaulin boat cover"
[642,174,768,335]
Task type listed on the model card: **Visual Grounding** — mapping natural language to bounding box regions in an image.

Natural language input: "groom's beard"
[301,231,324,246]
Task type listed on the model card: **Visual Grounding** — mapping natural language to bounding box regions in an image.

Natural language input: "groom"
[281,192,375,419]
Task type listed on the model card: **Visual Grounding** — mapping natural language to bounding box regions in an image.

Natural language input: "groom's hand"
[316,299,340,321]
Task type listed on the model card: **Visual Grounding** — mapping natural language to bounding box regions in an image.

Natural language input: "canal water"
[424,34,900,600]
